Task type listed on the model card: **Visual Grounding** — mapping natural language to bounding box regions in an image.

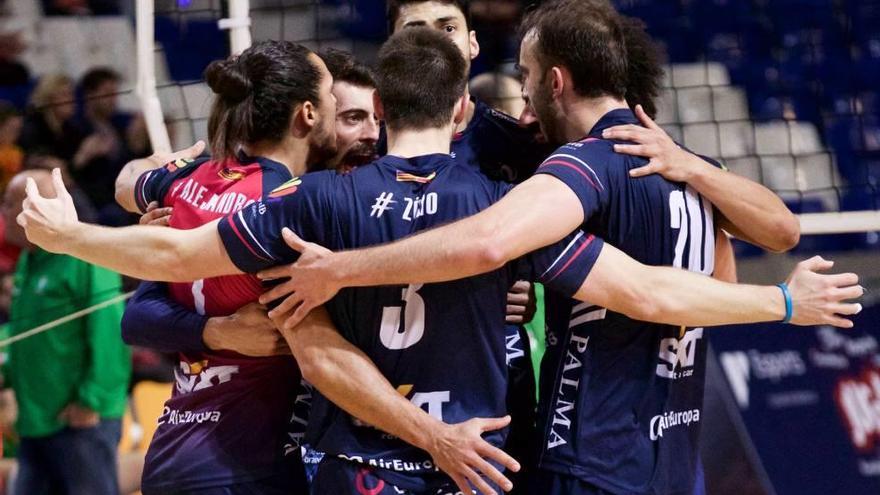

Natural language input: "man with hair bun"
[110,35,519,495]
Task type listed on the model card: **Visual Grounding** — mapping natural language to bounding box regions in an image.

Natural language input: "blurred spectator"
[1,169,130,495]
[0,102,21,192]
[70,67,148,224]
[0,216,18,274]
[470,72,525,117]
[0,272,11,323]
[0,32,29,87]
[18,74,82,162]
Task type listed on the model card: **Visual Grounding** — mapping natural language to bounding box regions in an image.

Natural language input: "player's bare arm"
[114,140,206,213]
[257,173,583,308]
[283,306,519,495]
[19,169,237,281]
[258,175,861,330]
[603,104,800,252]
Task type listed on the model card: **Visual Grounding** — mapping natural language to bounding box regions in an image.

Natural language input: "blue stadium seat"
[155,16,227,82]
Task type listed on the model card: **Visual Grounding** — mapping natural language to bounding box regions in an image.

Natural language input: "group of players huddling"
[16,0,863,494]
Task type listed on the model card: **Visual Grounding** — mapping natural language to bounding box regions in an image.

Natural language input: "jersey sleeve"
[217,174,329,274]
[522,230,605,298]
[474,103,554,183]
[534,143,609,221]
[132,157,205,213]
[120,281,209,353]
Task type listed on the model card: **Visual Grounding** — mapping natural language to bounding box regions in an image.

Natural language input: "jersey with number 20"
[535,109,717,495]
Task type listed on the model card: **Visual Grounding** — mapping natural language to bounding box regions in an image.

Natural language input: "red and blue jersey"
[132,155,306,492]
[217,153,602,490]
[534,108,717,495]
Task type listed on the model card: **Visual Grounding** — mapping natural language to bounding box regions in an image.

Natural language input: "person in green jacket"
[1,169,130,495]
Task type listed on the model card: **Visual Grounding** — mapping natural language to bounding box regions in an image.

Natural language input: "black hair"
[377,27,467,131]
[319,48,376,88]
[204,40,322,160]
[80,67,121,95]
[619,15,664,118]
[387,0,470,34]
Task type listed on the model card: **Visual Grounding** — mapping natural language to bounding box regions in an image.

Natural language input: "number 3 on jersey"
[669,185,714,275]
[380,284,426,350]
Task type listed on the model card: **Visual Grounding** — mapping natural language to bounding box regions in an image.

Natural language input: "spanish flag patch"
[395,170,436,184]
[165,158,194,172]
[268,177,302,198]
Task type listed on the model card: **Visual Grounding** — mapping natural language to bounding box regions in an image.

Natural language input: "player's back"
[133,155,304,492]
[221,153,518,489]
[316,156,515,486]
[535,108,716,494]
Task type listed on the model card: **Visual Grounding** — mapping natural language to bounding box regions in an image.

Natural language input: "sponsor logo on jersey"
[175,359,240,394]
[547,330,590,450]
[268,177,302,198]
[218,167,247,181]
[656,327,704,380]
[338,453,438,474]
[395,170,436,184]
[649,408,701,441]
[157,406,222,426]
[165,157,194,172]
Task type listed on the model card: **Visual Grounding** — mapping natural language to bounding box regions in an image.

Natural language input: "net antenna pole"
[135,0,172,154]
[219,0,253,55]
[799,211,880,235]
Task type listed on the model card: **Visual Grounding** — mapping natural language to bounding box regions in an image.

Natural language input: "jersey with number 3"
[534,109,717,495]
[217,153,603,490]
[133,155,304,492]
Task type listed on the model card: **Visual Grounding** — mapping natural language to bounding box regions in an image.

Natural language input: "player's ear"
[550,66,565,101]
[452,94,468,125]
[469,31,480,61]
[292,101,316,138]
[372,91,385,122]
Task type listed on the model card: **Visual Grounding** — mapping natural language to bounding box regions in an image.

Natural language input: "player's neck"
[242,138,309,177]
[386,126,453,158]
[563,96,629,141]
[454,89,475,134]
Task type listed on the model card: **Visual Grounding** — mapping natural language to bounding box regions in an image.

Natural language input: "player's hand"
[602,104,705,182]
[427,416,519,495]
[58,403,99,429]
[145,140,206,169]
[203,303,290,357]
[140,201,173,226]
[257,228,339,330]
[17,168,80,254]
[785,256,863,328]
[506,280,537,324]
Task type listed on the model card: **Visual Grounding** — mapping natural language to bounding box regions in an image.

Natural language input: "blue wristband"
[776,283,793,324]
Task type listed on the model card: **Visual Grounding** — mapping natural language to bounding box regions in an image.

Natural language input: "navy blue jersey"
[217,154,602,490]
[534,109,717,495]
